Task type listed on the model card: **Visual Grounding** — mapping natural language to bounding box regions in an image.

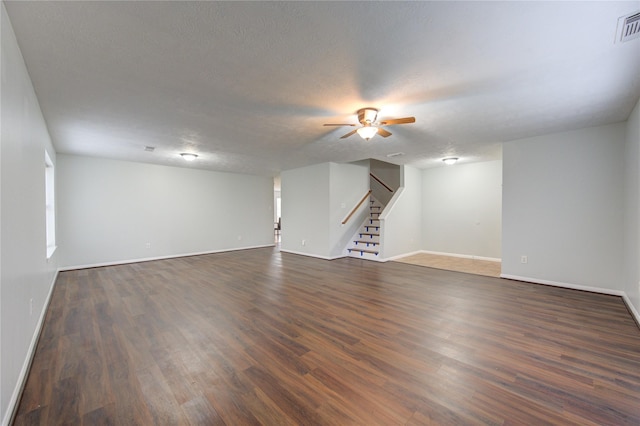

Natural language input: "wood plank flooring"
[13,247,640,425]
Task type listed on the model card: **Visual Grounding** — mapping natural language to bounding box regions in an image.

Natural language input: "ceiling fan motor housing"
[358,108,378,125]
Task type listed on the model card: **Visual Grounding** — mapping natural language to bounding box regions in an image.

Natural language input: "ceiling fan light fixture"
[442,157,458,165]
[357,126,378,141]
[323,107,414,140]
[180,153,198,161]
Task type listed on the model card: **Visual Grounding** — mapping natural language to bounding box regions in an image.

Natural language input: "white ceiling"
[5,1,640,176]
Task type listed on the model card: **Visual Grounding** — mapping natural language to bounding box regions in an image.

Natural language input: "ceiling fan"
[323,108,415,141]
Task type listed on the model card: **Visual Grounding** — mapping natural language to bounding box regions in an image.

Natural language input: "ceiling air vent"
[386,152,404,158]
[616,11,640,43]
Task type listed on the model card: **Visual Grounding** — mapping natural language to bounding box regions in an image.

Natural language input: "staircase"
[347,198,383,260]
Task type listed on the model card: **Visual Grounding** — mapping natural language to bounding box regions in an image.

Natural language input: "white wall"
[370,159,400,206]
[421,160,502,260]
[1,4,59,423]
[624,97,640,318]
[502,123,626,292]
[281,163,331,257]
[380,165,422,259]
[57,155,274,268]
[329,162,369,257]
[281,162,369,259]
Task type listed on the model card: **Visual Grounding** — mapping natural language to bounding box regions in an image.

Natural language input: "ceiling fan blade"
[379,117,416,126]
[340,129,358,139]
[377,128,392,137]
[323,123,356,127]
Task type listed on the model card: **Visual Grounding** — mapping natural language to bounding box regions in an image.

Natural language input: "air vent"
[144,146,155,152]
[386,152,404,158]
[616,11,640,43]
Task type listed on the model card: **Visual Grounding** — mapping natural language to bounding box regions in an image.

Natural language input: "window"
[45,151,56,258]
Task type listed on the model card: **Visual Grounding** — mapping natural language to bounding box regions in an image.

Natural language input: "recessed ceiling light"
[442,157,458,165]
[180,153,198,161]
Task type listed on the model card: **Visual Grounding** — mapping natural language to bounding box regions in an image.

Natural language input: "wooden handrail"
[370,173,393,192]
[342,190,372,225]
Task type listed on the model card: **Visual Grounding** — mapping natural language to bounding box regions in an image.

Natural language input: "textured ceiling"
[4,1,640,176]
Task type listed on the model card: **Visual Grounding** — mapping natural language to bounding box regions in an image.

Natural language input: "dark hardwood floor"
[13,247,640,425]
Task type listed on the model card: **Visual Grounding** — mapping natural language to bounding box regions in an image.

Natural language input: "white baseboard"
[384,250,501,263]
[58,244,276,271]
[622,293,640,328]
[384,250,423,262]
[3,269,59,426]
[279,249,344,261]
[422,250,502,263]
[500,274,625,296]
[501,274,640,329]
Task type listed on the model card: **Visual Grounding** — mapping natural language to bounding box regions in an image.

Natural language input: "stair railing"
[342,190,372,225]
[369,173,394,192]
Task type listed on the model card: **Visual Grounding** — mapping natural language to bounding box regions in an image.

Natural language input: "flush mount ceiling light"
[442,157,459,165]
[180,153,198,161]
[356,126,378,141]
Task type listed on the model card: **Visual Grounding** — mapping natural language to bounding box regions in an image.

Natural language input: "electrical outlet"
[520,255,528,264]
[302,239,306,246]
[145,242,151,249]
[238,236,242,241]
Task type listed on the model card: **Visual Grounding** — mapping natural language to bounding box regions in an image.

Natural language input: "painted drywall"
[370,159,400,206]
[1,4,59,422]
[281,163,330,257]
[624,97,640,317]
[380,165,422,259]
[502,123,625,291]
[57,155,274,268]
[329,162,369,257]
[281,162,369,259]
[421,160,502,259]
